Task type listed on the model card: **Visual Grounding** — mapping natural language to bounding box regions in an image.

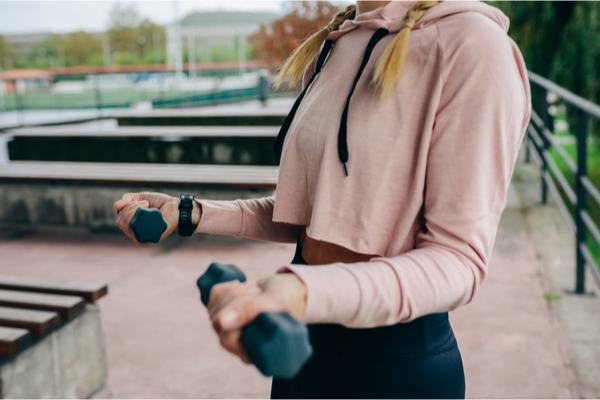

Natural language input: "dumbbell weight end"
[197,262,313,378]
[126,207,168,244]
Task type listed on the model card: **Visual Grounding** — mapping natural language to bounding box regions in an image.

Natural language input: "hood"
[275,1,513,174]
[327,1,509,41]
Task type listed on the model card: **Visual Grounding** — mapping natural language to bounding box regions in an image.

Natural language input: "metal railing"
[526,71,600,294]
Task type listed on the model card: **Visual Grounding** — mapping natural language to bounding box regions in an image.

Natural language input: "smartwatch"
[178,194,195,237]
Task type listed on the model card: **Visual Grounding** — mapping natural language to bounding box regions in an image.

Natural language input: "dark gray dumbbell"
[197,262,313,379]
[118,207,167,244]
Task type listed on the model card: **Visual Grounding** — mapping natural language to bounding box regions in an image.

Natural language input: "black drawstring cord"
[274,40,334,165]
[338,28,389,176]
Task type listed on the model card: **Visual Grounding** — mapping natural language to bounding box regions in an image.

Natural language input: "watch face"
[179,194,194,210]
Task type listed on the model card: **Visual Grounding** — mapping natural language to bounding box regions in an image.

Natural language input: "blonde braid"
[372,1,439,98]
[275,5,357,89]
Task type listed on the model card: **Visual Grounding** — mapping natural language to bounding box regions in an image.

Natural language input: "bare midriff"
[300,228,377,265]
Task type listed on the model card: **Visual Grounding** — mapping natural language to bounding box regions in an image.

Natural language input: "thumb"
[139,200,149,208]
[217,298,265,331]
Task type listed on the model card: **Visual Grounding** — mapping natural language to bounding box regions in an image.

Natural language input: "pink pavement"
[0,206,574,398]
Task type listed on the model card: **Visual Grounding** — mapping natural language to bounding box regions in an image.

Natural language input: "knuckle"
[219,334,236,351]
[237,299,261,321]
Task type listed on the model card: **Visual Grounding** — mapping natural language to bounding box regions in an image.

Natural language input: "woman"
[115,1,531,398]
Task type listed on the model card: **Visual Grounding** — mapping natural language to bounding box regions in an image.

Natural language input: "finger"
[113,193,138,211]
[217,296,265,331]
[208,280,257,313]
[209,282,260,317]
[218,330,249,363]
[208,280,241,313]
[116,201,152,248]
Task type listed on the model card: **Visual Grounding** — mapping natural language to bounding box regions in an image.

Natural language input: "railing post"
[525,123,531,163]
[540,89,550,204]
[93,73,102,118]
[258,69,269,107]
[574,110,589,294]
[16,91,24,127]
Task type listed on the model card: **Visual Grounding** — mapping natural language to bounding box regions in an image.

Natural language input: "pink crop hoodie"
[195,1,532,328]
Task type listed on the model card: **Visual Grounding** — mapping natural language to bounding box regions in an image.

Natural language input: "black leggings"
[271,245,466,399]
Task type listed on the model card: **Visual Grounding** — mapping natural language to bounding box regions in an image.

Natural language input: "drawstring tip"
[343,163,349,176]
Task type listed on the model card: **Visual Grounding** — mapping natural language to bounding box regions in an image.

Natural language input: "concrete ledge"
[0,304,107,399]
[0,183,274,229]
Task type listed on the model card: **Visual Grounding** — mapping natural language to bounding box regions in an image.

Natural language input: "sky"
[0,1,286,35]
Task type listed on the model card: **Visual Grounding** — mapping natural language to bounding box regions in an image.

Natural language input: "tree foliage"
[99,3,166,65]
[491,1,600,105]
[249,1,339,65]
[62,31,103,66]
[0,35,15,69]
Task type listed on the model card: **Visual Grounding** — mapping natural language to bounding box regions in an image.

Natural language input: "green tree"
[138,18,166,61]
[0,35,15,69]
[107,3,140,55]
[490,1,600,137]
[209,44,236,62]
[27,37,57,67]
[106,4,165,64]
[62,31,103,66]
[491,1,600,105]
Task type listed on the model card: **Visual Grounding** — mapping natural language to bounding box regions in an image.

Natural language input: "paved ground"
[513,156,600,398]
[1,155,599,398]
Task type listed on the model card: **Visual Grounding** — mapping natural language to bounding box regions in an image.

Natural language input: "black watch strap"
[178,194,195,237]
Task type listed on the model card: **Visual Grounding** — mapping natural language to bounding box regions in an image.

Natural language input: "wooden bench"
[0,275,108,398]
[2,124,279,138]
[0,161,279,189]
[115,108,288,127]
[2,122,280,166]
[0,116,281,230]
[0,275,107,356]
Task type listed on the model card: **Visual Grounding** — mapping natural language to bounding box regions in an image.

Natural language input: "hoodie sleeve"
[280,16,532,327]
[195,197,304,243]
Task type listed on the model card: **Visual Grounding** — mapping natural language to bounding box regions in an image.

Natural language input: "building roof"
[0,69,54,81]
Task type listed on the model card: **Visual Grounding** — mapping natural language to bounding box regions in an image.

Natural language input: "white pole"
[173,1,184,83]
[102,35,111,67]
[187,33,196,81]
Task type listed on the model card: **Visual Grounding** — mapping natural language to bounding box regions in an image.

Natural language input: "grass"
[544,292,563,303]
[548,133,600,272]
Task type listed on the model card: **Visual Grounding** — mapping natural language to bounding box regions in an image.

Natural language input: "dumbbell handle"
[117,207,168,244]
[197,262,313,378]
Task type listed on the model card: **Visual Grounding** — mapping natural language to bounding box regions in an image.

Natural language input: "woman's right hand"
[113,192,181,248]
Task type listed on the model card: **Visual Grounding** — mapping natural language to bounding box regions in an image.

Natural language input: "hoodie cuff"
[278,264,361,325]
[194,199,243,237]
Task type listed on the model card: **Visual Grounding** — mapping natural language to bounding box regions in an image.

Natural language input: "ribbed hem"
[278,264,361,325]
[194,199,243,237]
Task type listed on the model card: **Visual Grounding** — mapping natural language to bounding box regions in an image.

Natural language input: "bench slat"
[0,290,86,320]
[0,162,279,189]
[0,326,32,357]
[0,276,107,302]
[4,125,280,138]
[0,306,60,337]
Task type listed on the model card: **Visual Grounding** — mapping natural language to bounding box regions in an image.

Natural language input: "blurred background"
[0,1,599,399]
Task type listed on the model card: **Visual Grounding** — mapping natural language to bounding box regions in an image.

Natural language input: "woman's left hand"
[207,273,307,364]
